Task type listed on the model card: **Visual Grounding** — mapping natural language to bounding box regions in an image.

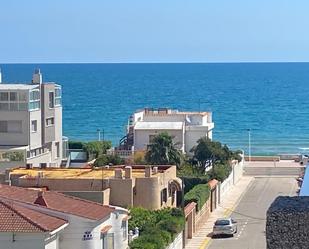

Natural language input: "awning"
[101,225,112,234]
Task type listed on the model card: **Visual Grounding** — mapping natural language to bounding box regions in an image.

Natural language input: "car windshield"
[215,220,230,226]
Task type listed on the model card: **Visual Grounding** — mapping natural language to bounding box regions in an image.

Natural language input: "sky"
[1,0,309,63]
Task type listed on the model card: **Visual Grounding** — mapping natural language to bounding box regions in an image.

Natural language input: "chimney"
[0,68,2,83]
[145,166,152,177]
[32,68,42,84]
[34,190,48,206]
[125,166,132,179]
[114,169,123,179]
[153,167,158,174]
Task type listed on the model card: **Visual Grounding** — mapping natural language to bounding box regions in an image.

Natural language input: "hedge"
[184,184,210,211]
[129,207,184,249]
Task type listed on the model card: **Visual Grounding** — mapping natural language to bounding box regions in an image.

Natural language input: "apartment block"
[0,69,64,168]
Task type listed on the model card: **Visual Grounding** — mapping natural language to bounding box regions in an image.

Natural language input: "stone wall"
[266,196,309,249]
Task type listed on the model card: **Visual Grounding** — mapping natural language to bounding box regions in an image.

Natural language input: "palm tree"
[145,132,183,167]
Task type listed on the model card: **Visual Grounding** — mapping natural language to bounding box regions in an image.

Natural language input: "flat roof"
[134,121,183,130]
[0,84,39,90]
[10,167,154,179]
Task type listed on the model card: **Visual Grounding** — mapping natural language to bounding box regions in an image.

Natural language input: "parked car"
[212,218,237,237]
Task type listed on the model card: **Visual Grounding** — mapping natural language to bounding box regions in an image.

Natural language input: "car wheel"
[235,228,238,233]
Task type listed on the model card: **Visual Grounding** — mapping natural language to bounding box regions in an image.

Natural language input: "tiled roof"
[0,184,115,221]
[0,200,67,233]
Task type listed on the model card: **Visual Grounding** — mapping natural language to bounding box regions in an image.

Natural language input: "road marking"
[199,238,211,249]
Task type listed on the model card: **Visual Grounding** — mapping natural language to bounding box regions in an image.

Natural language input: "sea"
[1,63,309,156]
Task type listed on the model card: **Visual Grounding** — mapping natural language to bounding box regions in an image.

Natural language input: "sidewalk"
[185,176,254,249]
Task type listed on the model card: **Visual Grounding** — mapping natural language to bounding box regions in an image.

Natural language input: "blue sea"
[1,63,309,155]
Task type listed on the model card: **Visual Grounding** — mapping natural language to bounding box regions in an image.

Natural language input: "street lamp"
[97,129,101,141]
[247,129,251,163]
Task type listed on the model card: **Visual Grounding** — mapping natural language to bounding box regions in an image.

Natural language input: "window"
[31,120,37,132]
[56,142,60,158]
[102,233,114,249]
[46,117,54,126]
[160,188,168,206]
[0,92,8,101]
[29,90,40,111]
[55,87,62,106]
[0,121,22,133]
[9,92,17,101]
[19,92,27,102]
[0,103,9,111]
[49,92,54,108]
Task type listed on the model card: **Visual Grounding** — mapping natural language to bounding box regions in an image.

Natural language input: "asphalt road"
[208,177,298,249]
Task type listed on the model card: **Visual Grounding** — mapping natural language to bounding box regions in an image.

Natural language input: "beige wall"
[109,178,134,207]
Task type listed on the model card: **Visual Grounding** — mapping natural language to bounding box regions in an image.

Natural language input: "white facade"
[0,199,128,249]
[131,108,214,153]
[0,70,63,168]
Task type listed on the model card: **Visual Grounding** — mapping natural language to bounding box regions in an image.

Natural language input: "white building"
[119,108,214,154]
[0,184,128,249]
[0,69,65,168]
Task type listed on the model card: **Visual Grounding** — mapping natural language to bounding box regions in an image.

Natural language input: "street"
[207,177,298,249]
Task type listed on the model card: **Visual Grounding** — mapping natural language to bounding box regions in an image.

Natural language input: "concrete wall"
[29,109,43,149]
[185,128,208,154]
[27,151,52,167]
[109,178,134,207]
[166,232,183,249]
[266,196,309,249]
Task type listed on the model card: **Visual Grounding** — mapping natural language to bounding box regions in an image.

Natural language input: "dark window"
[160,188,168,206]
[49,92,54,108]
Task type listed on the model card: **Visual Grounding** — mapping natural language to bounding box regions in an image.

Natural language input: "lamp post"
[97,129,101,141]
[247,129,251,163]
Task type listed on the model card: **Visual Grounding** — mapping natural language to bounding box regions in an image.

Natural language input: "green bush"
[129,207,184,249]
[93,154,124,167]
[182,175,210,194]
[208,164,232,182]
[184,184,210,211]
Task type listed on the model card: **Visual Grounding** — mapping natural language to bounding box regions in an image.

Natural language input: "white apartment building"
[119,108,214,154]
[0,69,64,168]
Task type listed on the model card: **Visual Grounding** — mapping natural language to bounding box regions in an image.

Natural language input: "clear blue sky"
[1,0,309,63]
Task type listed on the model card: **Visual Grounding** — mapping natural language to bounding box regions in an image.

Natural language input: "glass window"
[46,117,54,126]
[18,103,28,111]
[31,120,37,132]
[7,121,22,133]
[0,103,9,111]
[55,88,61,97]
[9,92,17,101]
[0,92,8,101]
[0,121,7,132]
[9,103,18,111]
[49,92,54,108]
[19,92,27,102]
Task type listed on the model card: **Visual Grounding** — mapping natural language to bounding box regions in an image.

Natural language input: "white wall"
[134,129,184,151]
[29,109,42,149]
[0,233,46,249]
[166,233,183,249]
[185,128,208,154]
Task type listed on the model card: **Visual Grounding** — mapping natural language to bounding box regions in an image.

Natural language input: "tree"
[190,137,241,173]
[82,141,112,160]
[145,132,183,167]
[93,154,124,167]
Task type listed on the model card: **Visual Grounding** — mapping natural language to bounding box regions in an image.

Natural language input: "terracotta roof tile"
[0,184,115,221]
[0,200,67,233]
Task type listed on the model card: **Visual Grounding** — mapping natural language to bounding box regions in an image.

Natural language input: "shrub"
[129,207,184,249]
[208,164,232,182]
[93,154,124,167]
[182,175,210,194]
[184,184,210,211]
[133,150,146,165]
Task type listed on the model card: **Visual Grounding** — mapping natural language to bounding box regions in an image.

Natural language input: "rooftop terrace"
[10,165,170,180]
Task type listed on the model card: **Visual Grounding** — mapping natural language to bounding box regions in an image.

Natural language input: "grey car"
[212,218,237,237]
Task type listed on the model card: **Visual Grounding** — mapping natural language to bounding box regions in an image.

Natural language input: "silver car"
[212,218,237,237]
